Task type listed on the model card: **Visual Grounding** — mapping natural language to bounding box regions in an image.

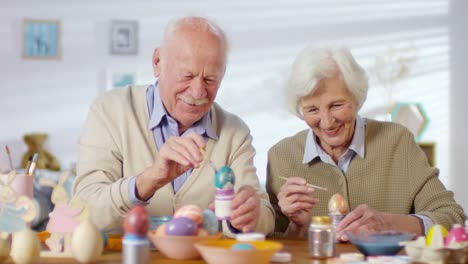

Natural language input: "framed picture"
[22,19,61,59]
[110,20,138,55]
[391,102,430,142]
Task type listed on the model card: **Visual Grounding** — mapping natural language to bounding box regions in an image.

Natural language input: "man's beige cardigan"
[73,86,274,234]
[266,120,466,233]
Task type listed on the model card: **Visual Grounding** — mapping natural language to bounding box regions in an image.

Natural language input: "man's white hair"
[287,46,368,119]
[161,16,229,57]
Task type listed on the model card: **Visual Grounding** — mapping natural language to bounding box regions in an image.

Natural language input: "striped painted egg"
[174,205,203,225]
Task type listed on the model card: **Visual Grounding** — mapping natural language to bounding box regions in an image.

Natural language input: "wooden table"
[3,238,382,264]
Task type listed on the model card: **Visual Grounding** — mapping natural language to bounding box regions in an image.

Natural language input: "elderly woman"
[266,46,466,240]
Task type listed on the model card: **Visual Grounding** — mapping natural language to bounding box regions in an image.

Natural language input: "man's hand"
[277,177,319,230]
[230,186,260,233]
[136,132,206,200]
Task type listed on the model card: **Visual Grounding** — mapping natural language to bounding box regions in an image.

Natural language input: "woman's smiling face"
[301,74,358,156]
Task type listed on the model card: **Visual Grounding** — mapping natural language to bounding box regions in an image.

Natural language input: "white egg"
[10,229,40,264]
[0,238,10,263]
[71,220,103,263]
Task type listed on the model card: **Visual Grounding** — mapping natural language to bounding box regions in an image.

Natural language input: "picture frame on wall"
[22,19,61,59]
[110,20,138,55]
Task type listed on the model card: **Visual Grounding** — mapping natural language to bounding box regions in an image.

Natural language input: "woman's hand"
[335,204,424,242]
[277,177,320,234]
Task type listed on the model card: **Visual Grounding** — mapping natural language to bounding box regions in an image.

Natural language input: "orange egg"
[174,205,203,225]
[155,223,167,236]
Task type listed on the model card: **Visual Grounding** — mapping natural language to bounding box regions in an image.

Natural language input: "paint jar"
[308,216,336,259]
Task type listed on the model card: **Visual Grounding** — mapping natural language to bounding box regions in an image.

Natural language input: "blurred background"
[1,0,466,211]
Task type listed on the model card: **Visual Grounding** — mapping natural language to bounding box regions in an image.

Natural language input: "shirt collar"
[147,81,166,130]
[147,81,218,139]
[303,116,366,163]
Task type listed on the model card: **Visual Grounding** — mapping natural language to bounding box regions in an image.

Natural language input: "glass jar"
[308,216,336,259]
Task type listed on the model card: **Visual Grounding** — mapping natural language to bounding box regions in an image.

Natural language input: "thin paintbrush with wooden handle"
[199,148,217,172]
[279,176,328,191]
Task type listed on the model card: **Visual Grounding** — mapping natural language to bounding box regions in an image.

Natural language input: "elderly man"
[73,16,274,235]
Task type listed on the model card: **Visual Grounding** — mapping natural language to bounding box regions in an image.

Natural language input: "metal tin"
[308,216,336,259]
[122,235,150,264]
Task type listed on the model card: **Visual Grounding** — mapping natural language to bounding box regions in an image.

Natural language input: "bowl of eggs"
[147,205,221,260]
[346,230,416,256]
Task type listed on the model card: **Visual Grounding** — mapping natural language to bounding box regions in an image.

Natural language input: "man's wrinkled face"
[153,28,226,134]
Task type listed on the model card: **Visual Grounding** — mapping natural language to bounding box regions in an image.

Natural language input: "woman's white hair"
[287,46,368,119]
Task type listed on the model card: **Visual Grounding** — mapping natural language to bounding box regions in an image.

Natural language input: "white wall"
[1,0,466,210]
[450,0,468,211]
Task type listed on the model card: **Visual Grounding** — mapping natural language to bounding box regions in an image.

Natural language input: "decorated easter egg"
[174,205,203,225]
[124,205,150,236]
[10,229,40,264]
[328,193,348,215]
[445,224,468,247]
[426,224,448,248]
[215,166,235,189]
[201,209,219,235]
[165,217,197,236]
[71,220,103,263]
[231,243,255,250]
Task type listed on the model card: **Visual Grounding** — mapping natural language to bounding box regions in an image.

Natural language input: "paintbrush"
[26,153,38,176]
[199,148,217,172]
[5,145,14,171]
[279,176,328,191]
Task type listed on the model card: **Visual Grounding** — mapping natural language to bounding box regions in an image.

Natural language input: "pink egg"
[174,205,203,225]
[445,224,468,246]
[124,205,149,236]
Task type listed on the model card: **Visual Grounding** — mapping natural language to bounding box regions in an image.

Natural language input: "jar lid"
[311,216,331,225]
